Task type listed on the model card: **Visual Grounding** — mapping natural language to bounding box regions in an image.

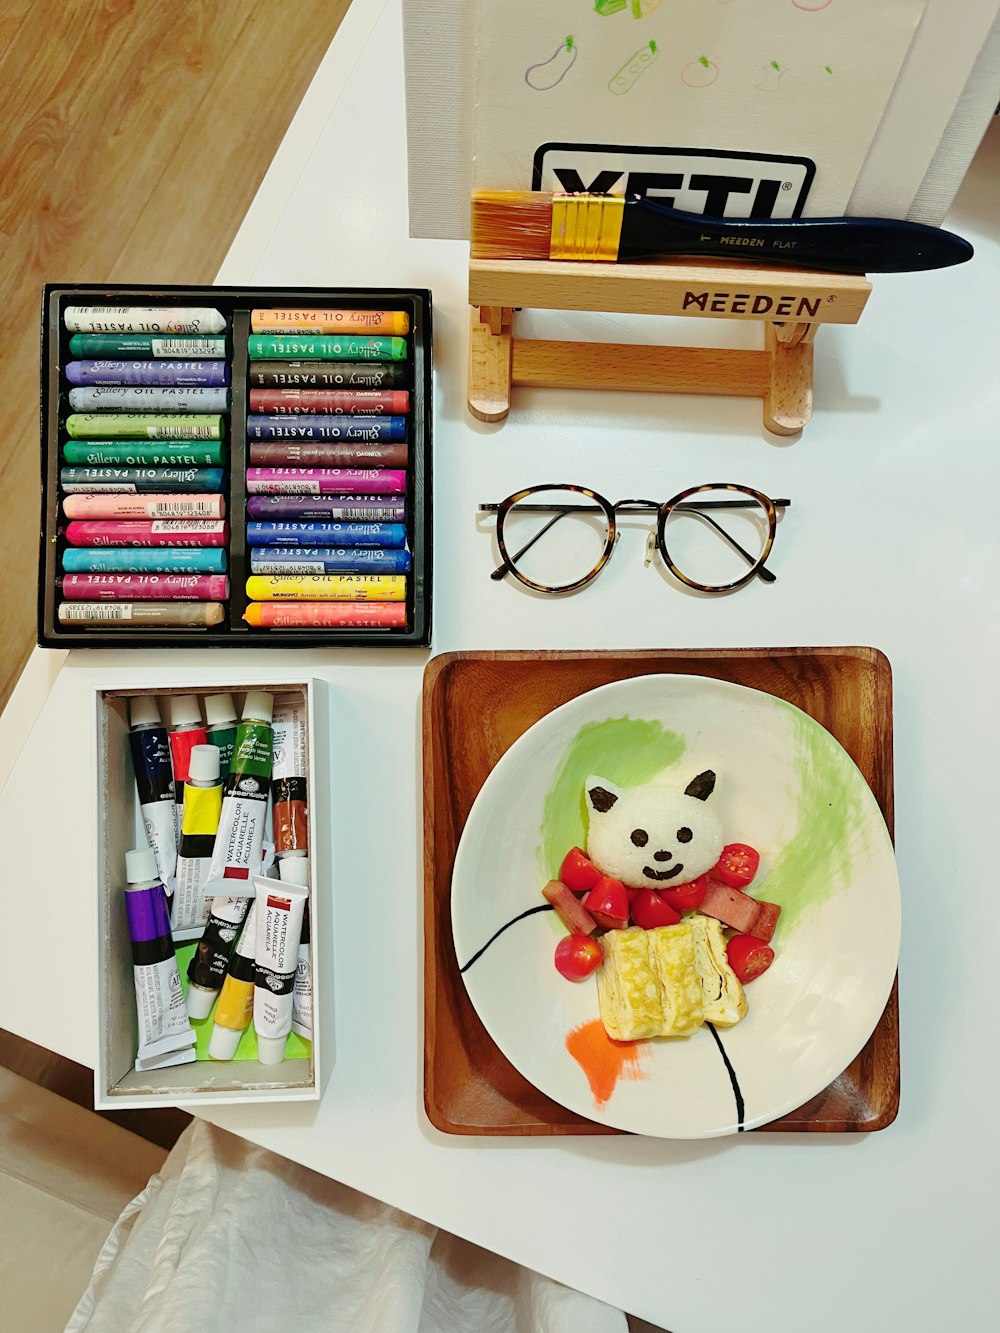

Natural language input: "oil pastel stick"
[248,441,407,469]
[63,440,224,466]
[64,519,228,547]
[250,309,409,336]
[250,547,412,575]
[245,602,406,629]
[62,548,227,574]
[66,360,229,387]
[249,360,407,388]
[246,415,405,443]
[247,521,405,548]
[247,335,407,361]
[69,334,227,358]
[246,496,405,521]
[64,306,226,334]
[245,574,406,602]
[60,573,229,600]
[66,414,223,439]
[248,389,409,415]
[60,467,224,493]
[247,469,405,496]
[59,601,225,626]
[68,386,229,413]
[62,493,225,519]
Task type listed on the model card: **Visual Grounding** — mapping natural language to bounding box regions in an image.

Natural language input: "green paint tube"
[204,692,239,782]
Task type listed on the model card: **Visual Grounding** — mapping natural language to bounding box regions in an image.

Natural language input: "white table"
[3,3,999,1328]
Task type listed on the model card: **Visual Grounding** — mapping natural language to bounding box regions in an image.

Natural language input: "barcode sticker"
[60,603,133,621]
[150,521,225,533]
[149,501,218,516]
[342,507,397,520]
[152,339,221,357]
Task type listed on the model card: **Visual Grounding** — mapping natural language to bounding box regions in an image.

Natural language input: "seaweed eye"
[676,827,693,843]
[630,828,648,847]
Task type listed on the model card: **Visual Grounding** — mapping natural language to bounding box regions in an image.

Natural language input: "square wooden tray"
[423,648,898,1136]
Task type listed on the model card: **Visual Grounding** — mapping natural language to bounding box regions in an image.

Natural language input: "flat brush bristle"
[471,191,553,260]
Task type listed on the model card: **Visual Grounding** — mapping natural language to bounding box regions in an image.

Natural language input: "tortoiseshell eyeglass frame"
[478,483,787,595]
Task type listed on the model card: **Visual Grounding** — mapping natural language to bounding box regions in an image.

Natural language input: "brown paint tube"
[271,693,308,856]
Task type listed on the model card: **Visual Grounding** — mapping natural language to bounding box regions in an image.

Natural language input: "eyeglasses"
[479,484,789,595]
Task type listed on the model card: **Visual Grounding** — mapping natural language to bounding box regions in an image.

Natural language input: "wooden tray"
[423,648,899,1136]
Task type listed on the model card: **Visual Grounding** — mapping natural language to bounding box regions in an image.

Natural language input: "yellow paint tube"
[170,746,223,940]
[207,899,258,1060]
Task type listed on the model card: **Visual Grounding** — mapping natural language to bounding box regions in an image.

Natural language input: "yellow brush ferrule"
[549,194,624,261]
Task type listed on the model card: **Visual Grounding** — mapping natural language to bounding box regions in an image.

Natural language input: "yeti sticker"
[585,770,724,889]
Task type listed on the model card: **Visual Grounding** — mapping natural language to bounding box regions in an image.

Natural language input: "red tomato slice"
[713,843,760,889]
[630,889,682,930]
[726,933,774,983]
[560,846,602,893]
[584,876,630,930]
[554,934,603,981]
[659,874,708,914]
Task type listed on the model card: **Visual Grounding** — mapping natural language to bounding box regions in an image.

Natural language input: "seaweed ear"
[684,770,716,801]
[586,776,621,816]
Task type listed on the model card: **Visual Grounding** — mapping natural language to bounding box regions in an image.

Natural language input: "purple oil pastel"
[66,360,230,387]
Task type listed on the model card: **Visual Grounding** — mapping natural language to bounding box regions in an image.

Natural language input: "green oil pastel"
[538,717,685,880]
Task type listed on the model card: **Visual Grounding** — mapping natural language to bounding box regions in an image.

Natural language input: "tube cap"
[188,744,220,783]
[208,1024,245,1061]
[129,696,161,729]
[185,985,217,1020]
[204,692,237,727]
[256,1035,287,1066]
[168,694,202,727]
[125,847,159,884]
[242,690,273,723]
[278,855,309,887]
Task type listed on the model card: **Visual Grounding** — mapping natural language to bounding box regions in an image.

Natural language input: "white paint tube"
[252,873,308,1064]
[280,856,313,1042]
[125,848,196,1070]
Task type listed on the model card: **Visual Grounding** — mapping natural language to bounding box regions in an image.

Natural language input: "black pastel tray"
[38,283,432,649]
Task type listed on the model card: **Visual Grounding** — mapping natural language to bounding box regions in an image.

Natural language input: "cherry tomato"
[713,843,760,889]
[560,846,601,893]
[726,933,774,983]
[584,876,630,930]
[630,888,682,930]
[554,934,603,981]
[659,874,708,914]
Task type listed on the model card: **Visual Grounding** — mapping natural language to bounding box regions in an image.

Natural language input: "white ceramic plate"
[451,675,900,1138]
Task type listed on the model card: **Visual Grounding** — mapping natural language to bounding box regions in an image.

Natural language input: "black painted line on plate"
[459,904,555,973]
[706,1021,745,1131]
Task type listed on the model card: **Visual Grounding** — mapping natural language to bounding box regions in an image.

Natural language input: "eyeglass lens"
[501,489,610,588]
[662,489,770,587]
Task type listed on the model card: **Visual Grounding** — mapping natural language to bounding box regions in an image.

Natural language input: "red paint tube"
[167,695,207,845]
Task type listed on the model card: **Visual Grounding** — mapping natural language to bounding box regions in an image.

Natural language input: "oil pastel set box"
[39,284,432,649]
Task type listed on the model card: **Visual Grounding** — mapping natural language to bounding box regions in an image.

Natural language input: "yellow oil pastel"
[245,574,407,602]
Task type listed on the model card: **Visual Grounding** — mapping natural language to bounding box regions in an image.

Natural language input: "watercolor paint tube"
[249,360,407,389]
[246,414,405,443]
[186,893,251,1019]
[62,547,227,574]
[247,468,406,496]
[248,388,409,416]
[204,692,239,782]
[128,697,177,892]
[246,574,406,602]
[207,899,258,1059]
[125,849,196,1069]
[271,695,308,857]
[203,692,274,889]
[287,868,313,1041]
[250,546,412,575]
[69,333,227,359]
[62,493,225,520]
[171,745,224,939]
[59,573,229,601]
[248,334,407,361]
[66,414,223,440]
[247,521,405,548]
[68,386,229,414]
[251,308,409,336]
[60,467,225,494]
[58,601,226,627]
[246,496,405,521]
[245,602,407,629]
[64,306,227,335]
[248,441,408,469]
[63,440,225,466]
[66,360,230,387]
[252,874,308,1064]
[167,696,207,843]
[64,519,228,547]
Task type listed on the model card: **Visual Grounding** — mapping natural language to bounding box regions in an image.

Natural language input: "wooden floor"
[0,0,350,1144]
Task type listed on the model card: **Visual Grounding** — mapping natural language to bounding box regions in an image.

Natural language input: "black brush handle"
[620,198,974,273]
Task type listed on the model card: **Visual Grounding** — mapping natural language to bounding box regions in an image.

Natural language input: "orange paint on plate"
[566,1019,648,1106]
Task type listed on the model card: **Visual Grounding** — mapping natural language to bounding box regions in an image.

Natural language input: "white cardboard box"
[93,676,332,1108]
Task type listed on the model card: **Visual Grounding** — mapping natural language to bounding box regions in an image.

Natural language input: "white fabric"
[68,1120,630,1333]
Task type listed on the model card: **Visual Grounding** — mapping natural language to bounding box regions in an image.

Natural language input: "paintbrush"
[471,191,973,274]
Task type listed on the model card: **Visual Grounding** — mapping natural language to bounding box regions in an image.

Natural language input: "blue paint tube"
[246,414,406,441]
[128,697,177,892]
[247,521,405,549]
[249,546,412,574]
[63,548,227,573]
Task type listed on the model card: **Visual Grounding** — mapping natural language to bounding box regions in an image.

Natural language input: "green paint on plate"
[176,941,311,1062]
[538,717,685,879]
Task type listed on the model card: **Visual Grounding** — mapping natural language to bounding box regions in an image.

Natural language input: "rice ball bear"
[585,770,723,889]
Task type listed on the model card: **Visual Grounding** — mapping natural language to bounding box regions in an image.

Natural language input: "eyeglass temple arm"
[490,509,572,580]
[677,508,777,584]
